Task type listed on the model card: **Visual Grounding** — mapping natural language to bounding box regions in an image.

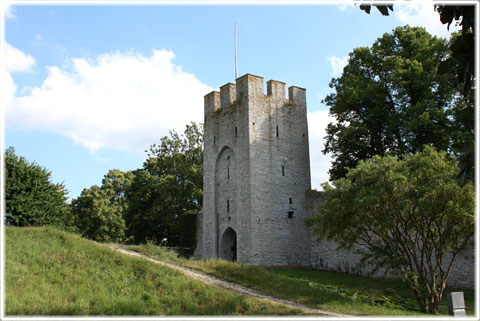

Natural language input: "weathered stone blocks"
[195,74,474,288]
[195,74,311,266]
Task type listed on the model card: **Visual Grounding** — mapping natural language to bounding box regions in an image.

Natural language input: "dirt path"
[109,246,350,317]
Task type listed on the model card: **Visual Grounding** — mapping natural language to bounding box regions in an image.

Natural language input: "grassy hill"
[5,227,302,316]
[6,227,474,316]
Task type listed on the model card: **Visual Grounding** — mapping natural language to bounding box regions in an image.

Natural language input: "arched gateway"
[220,227,237,261]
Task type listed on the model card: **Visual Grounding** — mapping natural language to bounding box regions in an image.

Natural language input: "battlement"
[267,79,286,99]
[204,73,306,115]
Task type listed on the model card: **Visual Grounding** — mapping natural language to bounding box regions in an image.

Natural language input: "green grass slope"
[127,243,476,316]
[5,227,302,316]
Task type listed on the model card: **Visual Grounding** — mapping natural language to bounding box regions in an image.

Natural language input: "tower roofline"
[220,82,236,88]
[289,85,306,91]
[205,74,306,115]
[236,73,263,81]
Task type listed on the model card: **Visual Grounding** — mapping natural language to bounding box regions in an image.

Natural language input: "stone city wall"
[306,190,475,288]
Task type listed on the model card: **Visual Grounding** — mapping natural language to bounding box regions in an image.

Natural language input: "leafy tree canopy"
[125,122,203,255]
[322,26,472,181]
[435,5,475,33]
[359,3,393,16]
[358,4,475,185]
[4,146,73,228]
[71,169,133,242]
[306,147,474,314]
[359,3,475,32]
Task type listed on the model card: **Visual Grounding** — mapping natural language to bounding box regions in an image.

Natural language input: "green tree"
[435,5,474,34]
[359,3,393,16]
[306,147,474,314]
[100,169,134,209]
[322,26,469,181]
[72,169,133,242]
[359,4,475,185]
[359,3,475,34]
[4,146,73,228]
[439,30,475,186]
[125,122,202,255]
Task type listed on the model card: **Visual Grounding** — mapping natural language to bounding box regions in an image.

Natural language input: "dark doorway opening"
[220,227,237,261]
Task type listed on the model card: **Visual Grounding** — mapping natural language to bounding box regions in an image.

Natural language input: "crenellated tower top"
[204,74,306,117]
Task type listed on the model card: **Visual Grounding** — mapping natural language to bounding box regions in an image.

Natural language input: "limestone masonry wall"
[195,74,312,266]
[306,190,475,288]
[195,73,474,289]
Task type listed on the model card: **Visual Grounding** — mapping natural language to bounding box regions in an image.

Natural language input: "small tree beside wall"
[306,147,474,314]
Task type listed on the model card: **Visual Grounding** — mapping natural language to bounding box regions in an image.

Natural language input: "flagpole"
[234,22,238,80]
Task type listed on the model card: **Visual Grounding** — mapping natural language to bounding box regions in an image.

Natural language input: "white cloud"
[327,56,349,77]
[7,49,213,154]
[0,68,16,112]
[337,2,354,12]
[307,110,335,190]
[1,42,35,112]
[394,1,461,39]
[4,42,36,72]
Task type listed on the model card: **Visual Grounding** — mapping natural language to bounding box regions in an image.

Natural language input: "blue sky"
[1,1,461,200]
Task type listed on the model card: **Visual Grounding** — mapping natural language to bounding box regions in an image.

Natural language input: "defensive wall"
[195,73,475,289]
[306,190,475,288]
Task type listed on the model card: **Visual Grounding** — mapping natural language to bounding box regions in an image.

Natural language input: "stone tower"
[195,74,311,266]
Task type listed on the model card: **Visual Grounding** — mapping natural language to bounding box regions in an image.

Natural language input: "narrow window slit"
[235,126,238,137]
[289,198,292,204]
[288,211,294,219]
[276,126,279,137]
[282,166,285,176]
[227,167,230,179]
[227,200,230,212]
[214,136,216,146]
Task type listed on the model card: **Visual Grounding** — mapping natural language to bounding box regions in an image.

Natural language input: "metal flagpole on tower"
[235,22,238,80]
